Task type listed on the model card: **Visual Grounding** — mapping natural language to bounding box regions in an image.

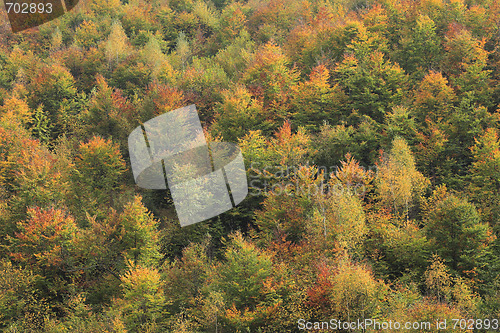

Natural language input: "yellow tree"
[70,136,126,219]
[0,96,31,125]
[307,258,387,322]
[330,153,374,199]
[424,254,451,301]
[269,120,312,167]
[0,260,47,330]
[211,85,264,141]
[0,121,70,221]
[105,20,131,65]
[111,262,166,332]
[315,189,367,255]
[413,70,456,124]
[74,21,101,49]
[141,36,167,79]
[311,155,369,255]
[376,137,428,220]
[244,42,299,119]
[10,207,77,271]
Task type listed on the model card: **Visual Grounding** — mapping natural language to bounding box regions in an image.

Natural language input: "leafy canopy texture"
[0,0,499,330]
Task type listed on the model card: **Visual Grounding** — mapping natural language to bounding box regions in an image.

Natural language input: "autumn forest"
[0,0,499,331]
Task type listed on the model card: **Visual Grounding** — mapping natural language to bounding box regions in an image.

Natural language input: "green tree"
[212,232,282,331]
[397,14,442,79]
[313,118,383,167]
[109,53,152,96]
[31,106,52,144]
[289,65,347,131]
[178,56,230,110]
[423,188,492,275]
[217,234,273,310]
[163,239,210,315]
[366,214,430,282]
[334,32,407,123]
[74,196,160,307]
[115,196,161,266]
[468,128,500,224]
[255,165,319,244]
[444,28,492,106]
[384,106,418,144]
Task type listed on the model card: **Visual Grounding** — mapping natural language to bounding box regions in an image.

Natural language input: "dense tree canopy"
[0,0,499,331]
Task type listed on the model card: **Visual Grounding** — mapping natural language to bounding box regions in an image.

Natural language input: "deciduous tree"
[376,137,428,219]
